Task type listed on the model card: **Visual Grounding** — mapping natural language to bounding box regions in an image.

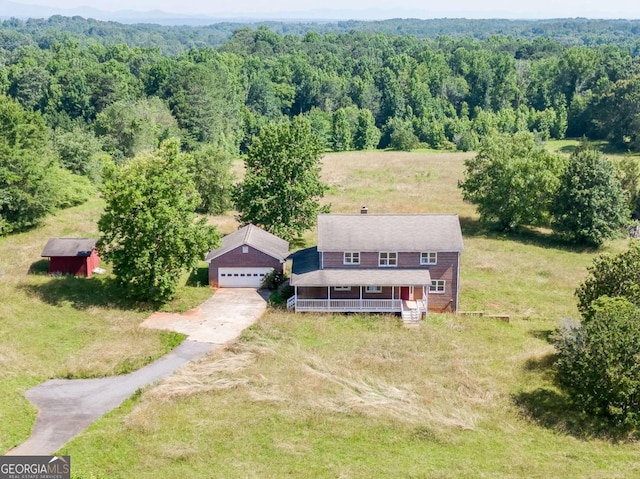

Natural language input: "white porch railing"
[286,295,297,310]
[290,297,402,312]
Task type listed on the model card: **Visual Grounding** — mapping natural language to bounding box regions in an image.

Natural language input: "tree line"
[3,22,640,236]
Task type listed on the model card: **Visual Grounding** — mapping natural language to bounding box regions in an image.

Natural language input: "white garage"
[217,267,274,288]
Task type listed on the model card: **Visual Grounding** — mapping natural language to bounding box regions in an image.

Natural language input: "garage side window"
[242,246,249,253]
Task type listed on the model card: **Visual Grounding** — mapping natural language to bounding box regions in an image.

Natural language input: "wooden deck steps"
[401,300,420,324]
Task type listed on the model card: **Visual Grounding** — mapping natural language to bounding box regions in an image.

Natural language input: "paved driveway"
[140,288,269,343]
[6,288,268,455]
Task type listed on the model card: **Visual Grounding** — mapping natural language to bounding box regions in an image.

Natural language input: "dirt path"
[6,288,268,455]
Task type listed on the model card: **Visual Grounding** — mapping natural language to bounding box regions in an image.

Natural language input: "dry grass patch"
[64,311,640,478]
[142,312,513,434]
[321,151,474,215]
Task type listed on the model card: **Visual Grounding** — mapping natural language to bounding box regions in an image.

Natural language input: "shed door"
[218,267,273,288]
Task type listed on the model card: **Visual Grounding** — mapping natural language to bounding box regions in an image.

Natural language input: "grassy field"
[33,150,636,478]
[1,148,636,476]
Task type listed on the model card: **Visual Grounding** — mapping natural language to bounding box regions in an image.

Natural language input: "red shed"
[41,238,100,278]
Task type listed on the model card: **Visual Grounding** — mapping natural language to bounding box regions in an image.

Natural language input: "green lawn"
[2,150,637,477]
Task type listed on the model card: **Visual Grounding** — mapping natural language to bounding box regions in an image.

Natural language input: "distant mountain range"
[0,0,225,25]
[0,0,636,25]
[0,0,436,25]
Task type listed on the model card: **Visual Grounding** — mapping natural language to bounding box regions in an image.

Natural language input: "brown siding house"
[206,225,289,288]
[288,213,464,321]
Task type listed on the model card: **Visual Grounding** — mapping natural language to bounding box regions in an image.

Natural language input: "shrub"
[575,240,640,319]
[554,296,640,428]
[268,281,295,308]
[261,270,287,290]
[389,126,420,151]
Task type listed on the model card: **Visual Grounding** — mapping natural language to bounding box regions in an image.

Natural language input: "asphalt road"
[6,288,268,455]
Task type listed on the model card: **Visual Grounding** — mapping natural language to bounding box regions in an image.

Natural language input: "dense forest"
[2,16,640,234]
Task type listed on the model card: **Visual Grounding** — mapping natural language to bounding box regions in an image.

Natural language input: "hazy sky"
[11,0,640,19]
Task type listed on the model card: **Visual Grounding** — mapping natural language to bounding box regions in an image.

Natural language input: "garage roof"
[205,225,289,263]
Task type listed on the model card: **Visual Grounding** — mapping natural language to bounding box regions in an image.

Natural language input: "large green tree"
[234,115,328,241]
[554,296,640,428]
[459,131,565,231]
[191,144,234,215]
[575,240,640,318]
[0,95,55,234]
[552,148,627,246]
[98,139,219,302]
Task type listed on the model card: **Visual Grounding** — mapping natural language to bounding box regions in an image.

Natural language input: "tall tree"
[459,131,565,231]
[98,139,219,302]
[234,115,328,241]
[552,148,627,246]
[331,108,352,152]
[353,108,381,150]
[0,95,55,234]
[191,144,234,215]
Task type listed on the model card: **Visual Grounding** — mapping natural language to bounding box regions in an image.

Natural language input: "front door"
[400,287,410,300]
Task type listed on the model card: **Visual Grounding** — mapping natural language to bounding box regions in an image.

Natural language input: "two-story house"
[287,211,464,321]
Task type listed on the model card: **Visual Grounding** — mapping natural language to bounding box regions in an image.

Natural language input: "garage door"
[218,267,274,288]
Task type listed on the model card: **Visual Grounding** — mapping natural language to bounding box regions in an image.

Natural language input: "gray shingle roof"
[317,214,464,252]
[41,238,98,257]
[289,247,431,286]
[205,224,289,263]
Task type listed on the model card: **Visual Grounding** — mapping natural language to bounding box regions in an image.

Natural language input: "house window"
[429,280,446,293]
[420,252,437,265]
[242,246,249,254]
[334,286,351,291]
[378,252,397,267]
[343,252,360,265]
[365,286,382,293]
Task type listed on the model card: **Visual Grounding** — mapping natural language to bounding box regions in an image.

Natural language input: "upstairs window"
[343,252,360,265]
[429,280,446,294]
[379,252,397,267]
[420,252,437,265]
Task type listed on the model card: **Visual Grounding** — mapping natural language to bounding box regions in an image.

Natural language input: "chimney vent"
[360,206,368,215]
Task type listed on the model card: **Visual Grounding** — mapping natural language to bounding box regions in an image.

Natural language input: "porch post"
[328,286,331,309]
[360,286,363,309]
[424,285,428,315]
[392,286,395,309]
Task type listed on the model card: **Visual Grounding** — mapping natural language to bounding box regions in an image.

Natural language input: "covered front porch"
[288,247,432,320]
[286,285,429,319]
